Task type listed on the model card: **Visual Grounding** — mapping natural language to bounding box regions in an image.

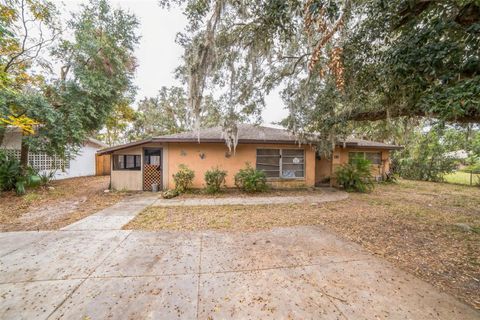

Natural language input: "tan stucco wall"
[166,143,316,189]
[330,147,391,186]
[108,141,391,191]
[315,156,332,184]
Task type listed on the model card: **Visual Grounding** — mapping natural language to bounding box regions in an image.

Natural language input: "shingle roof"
[157,124,297,143]
[97,124,402,154]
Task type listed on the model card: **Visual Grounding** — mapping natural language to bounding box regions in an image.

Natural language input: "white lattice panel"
[2,149,70,171]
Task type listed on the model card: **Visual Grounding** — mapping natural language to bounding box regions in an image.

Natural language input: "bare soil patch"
[0,176,133,231]
[126,179,480,309]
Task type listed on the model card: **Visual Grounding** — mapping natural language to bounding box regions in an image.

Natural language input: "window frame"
[256,148,305,180]
[112,154,141,171]
[348,151,382,165]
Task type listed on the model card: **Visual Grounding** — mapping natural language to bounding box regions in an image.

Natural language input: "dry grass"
[126,179,480,309]
[0,176,132,231]
[176,187,319,199]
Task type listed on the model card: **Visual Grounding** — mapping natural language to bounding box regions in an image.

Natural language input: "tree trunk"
[20,136,29,173]
[0,126,5,147]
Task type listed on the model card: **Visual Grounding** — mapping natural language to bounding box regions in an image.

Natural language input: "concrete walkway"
[0,226,478,319]
[61,189,347,231]
[152,188,348,207]
[61,195,158,231]
[1,193,479,319]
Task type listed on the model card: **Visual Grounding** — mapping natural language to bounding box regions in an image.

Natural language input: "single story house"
[1,127,108,180]
[97,124,402,191]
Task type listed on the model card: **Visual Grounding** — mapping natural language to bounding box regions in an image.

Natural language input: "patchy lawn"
[444,171,480,186]
[0,176,133,231]
[126,179,480,309]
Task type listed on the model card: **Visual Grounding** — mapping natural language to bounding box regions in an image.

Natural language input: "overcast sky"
[59,0,288,126]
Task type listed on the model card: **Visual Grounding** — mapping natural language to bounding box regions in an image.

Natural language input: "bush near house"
[335,158,374,193]
[0,151,22,192]
[204,167,227,194]
[0,150,41,195]
[234,163,268,193]
[172,164,195,193]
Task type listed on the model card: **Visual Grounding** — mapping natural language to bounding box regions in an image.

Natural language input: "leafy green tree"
[128,86,221,140]
[162,0,479,151]
[97,102,136,146]
[45,0,139,154]
[393,127,458,181]
[1,0,139,169]
[0,0,61,167]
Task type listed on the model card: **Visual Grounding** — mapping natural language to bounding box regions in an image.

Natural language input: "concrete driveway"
[1,224,478,320]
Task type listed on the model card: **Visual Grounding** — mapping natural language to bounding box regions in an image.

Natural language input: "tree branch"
[345,108,480,124]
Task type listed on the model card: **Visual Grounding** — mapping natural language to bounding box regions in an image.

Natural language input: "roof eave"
[152,138,298,144]
[336,143,403,150]
[96,138,300,154]
[96,138,153,155]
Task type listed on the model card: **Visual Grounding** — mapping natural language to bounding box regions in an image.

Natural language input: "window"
[256,149,280,178]
[256,149,305,179]
[365,152,382,165]
[348,152,382,165]
[113,155,141,170]
[144,149,162,167]
[348,152,364,164]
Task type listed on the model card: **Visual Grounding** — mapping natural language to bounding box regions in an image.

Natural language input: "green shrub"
[0,151,22,192]
[39,170,56,186]
[0,151,43,195]
[391,129,457,181]
[335,158,374,192]
[234,163,268,193]
[204,167,227,194]
[172,164,195,193]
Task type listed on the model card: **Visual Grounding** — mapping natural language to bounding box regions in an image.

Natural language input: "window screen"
[256,149,280,178]
[348,152,365,164]
[281,149,304,178]
[349,152,382,165]
[256,149,305,179]
[113,155,141,170]
[365,152,382,165]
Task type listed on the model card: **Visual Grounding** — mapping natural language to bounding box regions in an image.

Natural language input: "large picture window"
[348,152,382,165]
[113,154,141,170]
[256,149,305,179]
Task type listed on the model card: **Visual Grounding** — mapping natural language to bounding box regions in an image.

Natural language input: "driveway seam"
[45,230,133,320]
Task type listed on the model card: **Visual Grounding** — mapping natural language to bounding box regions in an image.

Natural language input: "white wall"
[52,144,98,180]
[1,129,102,180]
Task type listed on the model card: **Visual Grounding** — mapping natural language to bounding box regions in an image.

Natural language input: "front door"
[143,148,162,191]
